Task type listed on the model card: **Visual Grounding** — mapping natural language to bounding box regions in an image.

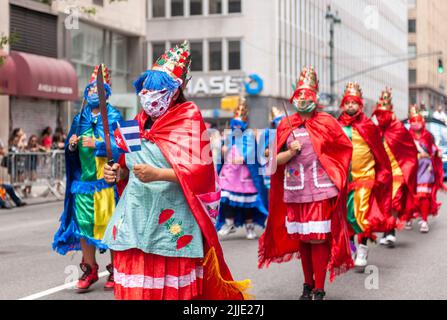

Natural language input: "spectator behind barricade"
[41,127,53,151]
[7,128,27,192]
[0,138,6,156]
[24,135,46,198]
[52,127,66,150]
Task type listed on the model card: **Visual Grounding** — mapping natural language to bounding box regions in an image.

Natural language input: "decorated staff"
[53,64,123,291]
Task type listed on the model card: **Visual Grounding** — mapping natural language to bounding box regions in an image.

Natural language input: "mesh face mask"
[139,89,176,118]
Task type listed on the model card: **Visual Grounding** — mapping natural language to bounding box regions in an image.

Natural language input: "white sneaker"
[405,220,413,230]
[386,234,396,247]
[379,237,389,246]
[420,221,430,233]
[245,223,257,240]
[354,245,369,268]
[218,223,236,237]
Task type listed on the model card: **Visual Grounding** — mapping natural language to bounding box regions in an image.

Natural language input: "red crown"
[295,66,319,94]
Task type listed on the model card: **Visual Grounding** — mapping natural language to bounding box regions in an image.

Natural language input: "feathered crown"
[90,64,111,86]
[377,87,393,111]
[343,82,363,99]
[152,40,191,85]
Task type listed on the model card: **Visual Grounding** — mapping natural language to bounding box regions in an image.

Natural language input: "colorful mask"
[139,89,176,118]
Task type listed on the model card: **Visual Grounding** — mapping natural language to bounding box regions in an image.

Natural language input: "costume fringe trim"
[133,70,180,94]
[70,179,112,195]
[202,247,253,300]
[257,234,301,269]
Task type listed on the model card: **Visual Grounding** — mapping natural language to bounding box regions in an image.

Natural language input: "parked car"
[403,118,447,180]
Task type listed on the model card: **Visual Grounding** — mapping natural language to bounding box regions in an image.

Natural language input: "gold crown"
[377,87,393,111]
[295,66,319,94]
[343,82,363,99]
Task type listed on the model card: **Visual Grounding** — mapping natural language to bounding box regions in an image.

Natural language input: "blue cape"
[216,129,269,230]
[52,103,123,255]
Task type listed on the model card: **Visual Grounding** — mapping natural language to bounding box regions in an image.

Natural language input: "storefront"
[0,50,78,138]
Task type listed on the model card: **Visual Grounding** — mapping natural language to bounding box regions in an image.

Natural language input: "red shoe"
[104,263,115,291]
[76,262,99,291]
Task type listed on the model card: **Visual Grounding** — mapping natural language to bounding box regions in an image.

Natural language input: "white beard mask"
[139,89,176,118]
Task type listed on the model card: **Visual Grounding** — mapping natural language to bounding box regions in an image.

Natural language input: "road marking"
[18,271,109,300]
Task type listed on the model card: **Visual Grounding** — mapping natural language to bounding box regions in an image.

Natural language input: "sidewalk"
[1,185,63,209]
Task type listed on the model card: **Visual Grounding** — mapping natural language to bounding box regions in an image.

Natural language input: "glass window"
[190,41,203,71]
[408,43,417,56]
[71,22,104,64]
[190,0,202,15]
[228,40,241,70]
[171,0,184,16]
[408,19,416,33]
[209,41,222,71]
[152,42,166,64]
[209,0,222,14]
[409,69,417,84]
[112,33,127,72]
[152,0,165,18]
[93,0,104,6]
[228,0,241,13]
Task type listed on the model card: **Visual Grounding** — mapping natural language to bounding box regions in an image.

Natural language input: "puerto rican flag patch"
[113,120,142,153]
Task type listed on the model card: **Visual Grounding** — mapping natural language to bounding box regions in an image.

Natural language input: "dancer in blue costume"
[53,65,123,291]
[216,101,269,240]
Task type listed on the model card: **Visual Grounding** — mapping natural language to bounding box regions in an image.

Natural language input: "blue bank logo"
[244,74,264,96]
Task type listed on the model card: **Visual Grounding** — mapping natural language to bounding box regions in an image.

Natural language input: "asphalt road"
[1,193,446,300]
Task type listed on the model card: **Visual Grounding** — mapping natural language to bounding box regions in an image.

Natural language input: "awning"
[0,50,78,101]
[0,51,17,95]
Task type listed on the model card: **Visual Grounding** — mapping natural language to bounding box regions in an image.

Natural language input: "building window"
[408,19,416,33]
[228,0,242,13]
[209,41,222,71]
[408,43,417,56]
[190,41,203,71]
[228,40,241,70]
[171,0,184,16]
[152,0,166,18]
[190,0,202,15]
[152,42,166,64]
[409,91,417,104]
[93,0,104,6]
[408,0,417,9]
[209,0,222,14]
[409,69,417,84]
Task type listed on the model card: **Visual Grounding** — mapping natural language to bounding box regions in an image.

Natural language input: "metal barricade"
[0,151,66,200]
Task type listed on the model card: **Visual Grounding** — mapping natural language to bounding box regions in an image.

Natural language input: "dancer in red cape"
[103,41,250,300]
[408,106,444,233]
[338,82,394,269]
[372,88,418,247]
[258,66,353,300]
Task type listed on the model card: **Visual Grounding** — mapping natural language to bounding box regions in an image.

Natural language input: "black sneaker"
[313,289,326,300]
[299,284,313,300]
[17,202,27,207]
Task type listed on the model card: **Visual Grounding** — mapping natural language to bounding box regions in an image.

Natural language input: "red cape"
[380,118,418,220]
[339,112,395,232]
[258,111,354,281]
[118,102,249,300]
[409,127,444,216]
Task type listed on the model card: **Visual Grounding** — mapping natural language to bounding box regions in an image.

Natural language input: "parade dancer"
[338,82,394,269]
[408,106,444,233]
[258,67,353,300]
[102,41,250,300]
[371,88,418,247]
[216,102,269,240]
[53,65,123,291]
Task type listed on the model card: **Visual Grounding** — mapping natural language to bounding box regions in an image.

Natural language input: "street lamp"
[326,5,341,104]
